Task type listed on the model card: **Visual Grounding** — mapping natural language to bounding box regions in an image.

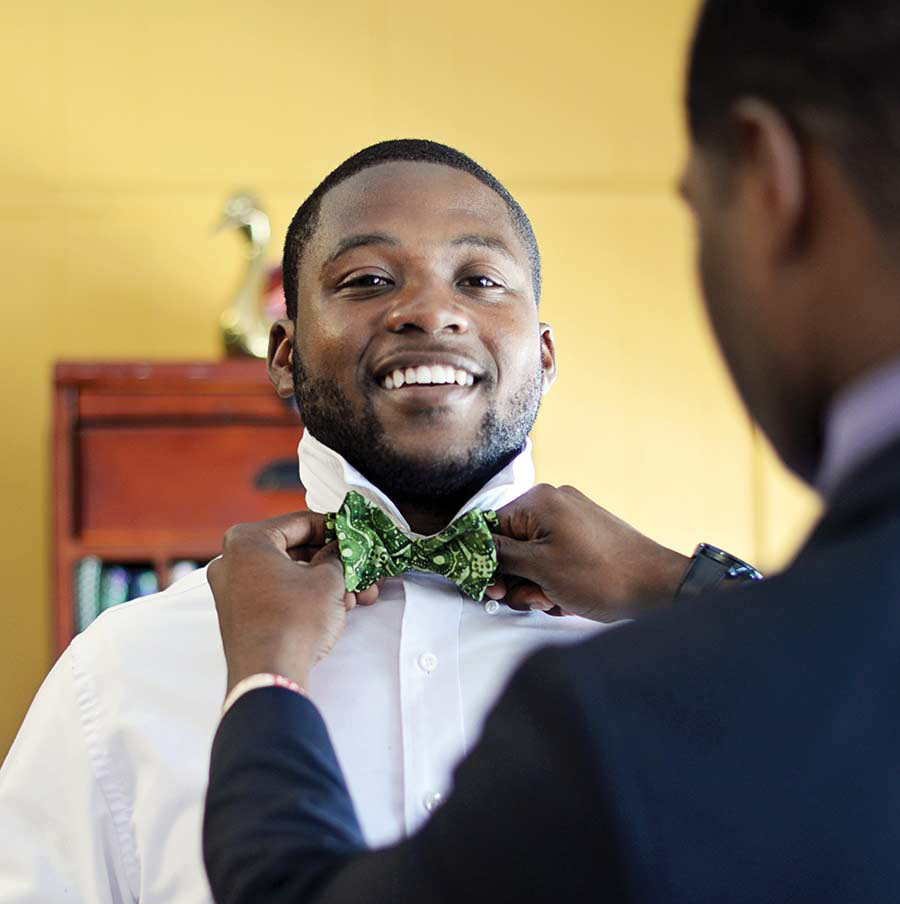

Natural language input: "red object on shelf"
[52,360,306,656]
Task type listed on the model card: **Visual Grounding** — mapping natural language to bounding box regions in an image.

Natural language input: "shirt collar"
[816,356,900,498]
[297,430,535,535]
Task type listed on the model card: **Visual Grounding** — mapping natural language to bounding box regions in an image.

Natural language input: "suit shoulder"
[530,535,900,748]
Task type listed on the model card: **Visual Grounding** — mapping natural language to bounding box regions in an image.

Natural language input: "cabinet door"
[77,423,306,536]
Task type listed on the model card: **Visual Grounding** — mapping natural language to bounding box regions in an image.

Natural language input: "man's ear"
[539,323,557,395]
[267,319,296,399]
[731,98,806,259]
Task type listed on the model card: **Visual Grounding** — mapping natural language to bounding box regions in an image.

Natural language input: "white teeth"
[381,364,477,389]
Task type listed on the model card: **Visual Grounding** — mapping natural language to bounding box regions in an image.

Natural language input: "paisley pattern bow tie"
[325,491,500,601]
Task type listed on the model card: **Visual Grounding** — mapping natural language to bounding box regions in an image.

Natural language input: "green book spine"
[74,557,102,633]
[130,569,159,599]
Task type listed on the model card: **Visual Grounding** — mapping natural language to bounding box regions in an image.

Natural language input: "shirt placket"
[397,572,465,836]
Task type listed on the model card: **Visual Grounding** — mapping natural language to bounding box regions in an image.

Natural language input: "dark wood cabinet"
[53,361,307,654]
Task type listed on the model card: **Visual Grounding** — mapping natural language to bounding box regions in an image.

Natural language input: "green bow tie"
[325,491,500,601]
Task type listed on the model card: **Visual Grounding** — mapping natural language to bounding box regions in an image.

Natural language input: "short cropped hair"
[282,139,541,320]
[687,0,900,229]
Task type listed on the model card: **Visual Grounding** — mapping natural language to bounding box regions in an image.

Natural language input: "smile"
[380,364,476,390]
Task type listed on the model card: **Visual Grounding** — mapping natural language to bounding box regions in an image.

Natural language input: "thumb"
[310,541,356,609]
[493,533,546,583]
[310,541,348,580]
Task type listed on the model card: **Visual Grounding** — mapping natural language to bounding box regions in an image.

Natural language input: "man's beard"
[292,351,542,509]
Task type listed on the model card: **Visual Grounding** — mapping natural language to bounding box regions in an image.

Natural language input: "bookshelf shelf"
[53,361,307,655]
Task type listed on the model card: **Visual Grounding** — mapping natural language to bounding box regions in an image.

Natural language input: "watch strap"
[675,543,763,601]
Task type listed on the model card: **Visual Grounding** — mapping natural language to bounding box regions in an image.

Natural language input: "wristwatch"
[674,543,763,601]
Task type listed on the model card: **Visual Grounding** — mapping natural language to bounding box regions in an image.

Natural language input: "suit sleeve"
[203,647,631,904]
[0,646,135,903]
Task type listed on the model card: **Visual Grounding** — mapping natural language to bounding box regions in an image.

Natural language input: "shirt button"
[423,791,443,813]
[418,652,438,674]
[484,599,501,615]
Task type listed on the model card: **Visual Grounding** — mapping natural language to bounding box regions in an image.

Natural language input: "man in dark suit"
[203,1,900,900]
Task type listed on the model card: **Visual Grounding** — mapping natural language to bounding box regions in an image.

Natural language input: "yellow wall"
[0,0,820,757]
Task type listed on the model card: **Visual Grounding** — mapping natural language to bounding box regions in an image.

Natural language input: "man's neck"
[392,496,472,536]
[297,431,532,535]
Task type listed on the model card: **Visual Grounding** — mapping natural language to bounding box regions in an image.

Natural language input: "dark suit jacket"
[203,439,900,903]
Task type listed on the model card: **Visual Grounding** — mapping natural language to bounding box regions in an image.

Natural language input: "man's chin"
[372,390,483,427]
[347,429,520,508]
[371,434,480,473]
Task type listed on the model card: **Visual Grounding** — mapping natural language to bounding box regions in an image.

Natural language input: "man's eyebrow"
[321,233,399,272]
[449,234,518,262]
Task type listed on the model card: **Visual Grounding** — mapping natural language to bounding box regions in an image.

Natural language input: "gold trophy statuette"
[216,192,274,359]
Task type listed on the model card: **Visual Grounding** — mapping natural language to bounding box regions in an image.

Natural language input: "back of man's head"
[688,0,900,232]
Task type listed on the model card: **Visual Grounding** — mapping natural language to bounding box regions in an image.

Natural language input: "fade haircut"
[687,1,900,230]
[282,139,541,320]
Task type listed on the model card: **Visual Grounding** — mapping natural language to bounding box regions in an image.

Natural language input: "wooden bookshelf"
[52,360,307,655]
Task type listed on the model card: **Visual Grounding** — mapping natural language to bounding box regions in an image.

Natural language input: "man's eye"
[459,275,502,289]
[338,274,393,290]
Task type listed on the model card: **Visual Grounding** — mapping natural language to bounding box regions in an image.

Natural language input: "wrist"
[225,639,318,695]
[630,546,692,615]
[227,662,314,696]
[222,673,307,715]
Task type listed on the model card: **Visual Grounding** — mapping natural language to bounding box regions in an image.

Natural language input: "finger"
[505,597,531,612]
[492,493,533,540]
[493,483,557,540]
[310,541,354,596]
[485,579,507,600]
[492,533,545,583]
[505,580,554,612]
[356,583,380,606]
[259,510,329,553]
[287,543,327,563]
[310,540,343,568]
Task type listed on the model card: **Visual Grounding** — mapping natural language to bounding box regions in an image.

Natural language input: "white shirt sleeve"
[0,643,137,904]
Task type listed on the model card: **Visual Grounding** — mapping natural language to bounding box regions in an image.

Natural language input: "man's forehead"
[314,161,516,248]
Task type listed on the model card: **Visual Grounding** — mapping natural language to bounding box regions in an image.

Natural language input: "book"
[74,557,103,633]
[170,560,200,583]
[99,566,130,612]
[130,569,159,599]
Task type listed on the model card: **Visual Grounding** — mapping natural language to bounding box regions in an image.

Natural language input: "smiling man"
[0,140,689,904]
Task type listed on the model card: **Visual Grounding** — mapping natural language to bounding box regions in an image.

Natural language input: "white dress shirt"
[0,432,607,904]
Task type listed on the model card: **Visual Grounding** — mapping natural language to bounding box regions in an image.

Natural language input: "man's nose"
[384,288,469,335]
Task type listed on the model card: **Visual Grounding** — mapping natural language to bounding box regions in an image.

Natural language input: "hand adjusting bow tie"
[325,491,500,601]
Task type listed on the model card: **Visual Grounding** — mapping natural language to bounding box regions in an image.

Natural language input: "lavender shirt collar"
[816,357,900,498]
